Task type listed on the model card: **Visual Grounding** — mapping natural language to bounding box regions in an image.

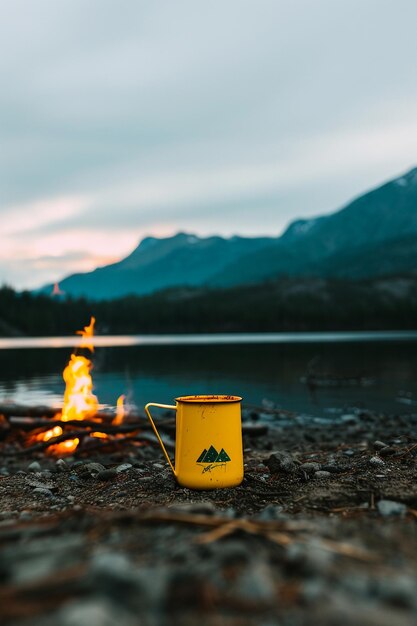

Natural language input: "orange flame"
[76,316,96,353]
[48,438,80,454]
[41,425,63,441]
[37,317,126,454]
[91,431,108,439]
[113,394,126,425]
[60,354,98,422]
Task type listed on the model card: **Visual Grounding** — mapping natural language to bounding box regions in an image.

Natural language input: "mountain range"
[44,167,417,300]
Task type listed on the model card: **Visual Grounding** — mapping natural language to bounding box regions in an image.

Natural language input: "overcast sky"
[1,0,417,289]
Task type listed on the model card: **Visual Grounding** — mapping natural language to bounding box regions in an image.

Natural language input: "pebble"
[96,469,118,481]
[379,446,397,457]
[341,414,358,424]
[369,456,385,467]
[264,451,296,474]
[300,462,321,474]
[168,502,217,515]
[19,511,32,520]
[33,487,54,498]
[58,599,135,626]
[79,462,105,477]
[286,540,333,575]
[373,440,388,450]
[26,477,55,490]
[27,461,41,472]
[234,560,276,605]
[56,459,69,472]
[377,500,407,517]
[257,504,285,520]
[314,471,332,479]
[116,463,133,474]
[242,423,269,437]
[376,575,417,609]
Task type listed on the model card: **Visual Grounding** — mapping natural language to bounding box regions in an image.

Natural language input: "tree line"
[1,276,417,336]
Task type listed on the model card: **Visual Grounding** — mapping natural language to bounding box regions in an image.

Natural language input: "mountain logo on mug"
[196,445,231,464]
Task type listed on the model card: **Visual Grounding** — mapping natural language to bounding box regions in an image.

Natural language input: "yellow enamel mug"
[145,395,244,489]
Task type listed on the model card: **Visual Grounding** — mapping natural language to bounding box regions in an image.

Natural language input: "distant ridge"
[41,167,417,300]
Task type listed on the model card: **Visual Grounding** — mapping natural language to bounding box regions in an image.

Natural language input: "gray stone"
[376,575,417,609]
[379,446,397,457]
[257,504,285,520]
[56,458,69,472]
[88,552,166,611]
[33,487,54,498]
[19,511,32,520]
[314,470,332,479]
[116,463,132,473]
[79,462,105,477]
[215,540,251,566]
[341,414,358,424]
[26,477,55,490]
[377,500,407,517]
[27,461,41,472]
[168,501,217,515]
[57,599,135,626]
[234,560,275,604]
[286,540,333,575]
[96,469,117,481]
[300,462,321,474]
[373,440,388,450]
[264,451,296,474]
[369,456,385,467]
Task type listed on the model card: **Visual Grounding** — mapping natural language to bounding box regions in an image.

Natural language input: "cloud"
[1,0,417,288]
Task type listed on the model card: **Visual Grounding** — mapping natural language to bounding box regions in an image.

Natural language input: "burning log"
[3,425,173,456]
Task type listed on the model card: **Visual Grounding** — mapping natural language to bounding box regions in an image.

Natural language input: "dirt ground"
[1,407,417,626]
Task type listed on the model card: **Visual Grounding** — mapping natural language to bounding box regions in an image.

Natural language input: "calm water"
[1,332,417,416]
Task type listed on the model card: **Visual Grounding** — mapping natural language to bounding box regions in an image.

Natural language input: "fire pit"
[0,319,174,459]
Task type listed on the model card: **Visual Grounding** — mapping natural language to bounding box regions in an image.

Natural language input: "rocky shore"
[1,406,417,626]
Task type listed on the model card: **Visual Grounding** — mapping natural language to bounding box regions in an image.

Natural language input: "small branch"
[8,417,150,432]
[0,404,147,423]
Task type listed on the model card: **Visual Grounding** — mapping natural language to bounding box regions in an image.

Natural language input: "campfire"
[0,319,164,458]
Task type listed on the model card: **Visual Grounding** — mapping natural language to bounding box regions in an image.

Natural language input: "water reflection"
[1,338,417,416]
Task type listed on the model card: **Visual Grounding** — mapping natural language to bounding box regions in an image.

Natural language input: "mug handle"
[145,403,177,476]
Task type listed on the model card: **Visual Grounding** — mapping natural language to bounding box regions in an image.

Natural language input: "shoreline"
[1,406,417,624]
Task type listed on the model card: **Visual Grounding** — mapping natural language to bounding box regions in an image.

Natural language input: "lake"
[1,331,417,417]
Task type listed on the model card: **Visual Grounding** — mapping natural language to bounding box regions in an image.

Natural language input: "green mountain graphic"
[216,448,231,462]
[196,449,207,463]
[196,445,231,463]
[203,445,219,463]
